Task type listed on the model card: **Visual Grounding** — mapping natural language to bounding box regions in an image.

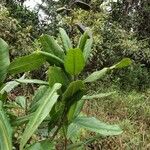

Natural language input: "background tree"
[0,4,33,58]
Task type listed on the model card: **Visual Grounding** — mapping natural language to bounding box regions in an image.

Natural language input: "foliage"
[63,2,150,68]
[5,0,39,29]
[61,0,150,91]
[109,0,150,40]
[37,0,62,36]
[112,63,150,91]
[0,4,33,57]
[0,1,149,148]
[0,28,131,149]
[3,0,150,92]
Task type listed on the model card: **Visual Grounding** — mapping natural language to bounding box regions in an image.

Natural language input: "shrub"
[112,63,150,91]
[0,28,131,149]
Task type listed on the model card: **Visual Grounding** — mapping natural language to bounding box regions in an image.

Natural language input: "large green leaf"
[0,38,10,83]
[62,80,85,122]
[48,66,69,88]
[110,58,132,69]
[20,83,61,150]
[73,116,123,136]
[84,68,109,83]
[78,30,90,51]
[59,28,72,52]
[39,51,64,67]
[64,48,85,75]
[62,80,85,102]
[84,58,131,83]
[0,101,12,150]
[83,38,93,61]
[8,52,46,75]
[39,34,65,60]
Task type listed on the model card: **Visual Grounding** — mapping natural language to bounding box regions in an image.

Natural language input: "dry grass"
[82,85,150,150]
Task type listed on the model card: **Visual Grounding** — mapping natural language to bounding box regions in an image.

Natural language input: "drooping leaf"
[8,52,46,75]
[39,34,65,60]
[20,83,61,150]
[48,66,70,88]
[59,28,72,52]
[110,58,132,69]
[15,79,49,85]
[0,38,10,83]
[84,58,132,83]
[39,51,64,67]
[64,48,85,75]
[82,92,116,100]
[84,68,109,83]
[0,101,12,150]
[0,74,25,95]
[73,116,123,136]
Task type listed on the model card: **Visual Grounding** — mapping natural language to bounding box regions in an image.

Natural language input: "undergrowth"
[82,82,150,149]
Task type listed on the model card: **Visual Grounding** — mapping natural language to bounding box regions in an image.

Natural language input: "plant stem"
[51,108,67,140]
[51,125,60,140]
[63,126,68,150]
[25,97,28,115]
[64,136,67,150]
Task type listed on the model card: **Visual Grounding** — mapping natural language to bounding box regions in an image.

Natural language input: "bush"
[0,28,132,149]
[112,63,150,91]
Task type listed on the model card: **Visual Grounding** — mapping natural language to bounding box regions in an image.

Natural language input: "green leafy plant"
[0,28,131,150]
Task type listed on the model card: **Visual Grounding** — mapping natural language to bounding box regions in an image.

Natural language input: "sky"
[24,0,42,10]
[23,0,116,20]
[24,0,118,10]
[24,0,48,21]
